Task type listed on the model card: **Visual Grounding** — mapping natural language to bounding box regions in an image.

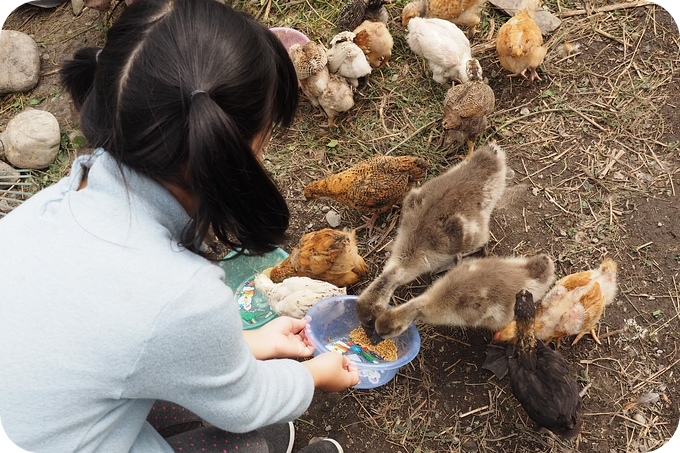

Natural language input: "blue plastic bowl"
[305,295,421,389]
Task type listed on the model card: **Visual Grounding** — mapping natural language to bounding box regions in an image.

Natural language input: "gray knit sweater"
[0,150,314,452]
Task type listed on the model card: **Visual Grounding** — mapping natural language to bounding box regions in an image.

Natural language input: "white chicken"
[318,73,355,128]
[327,31,372,88]
[406,16,472,85]
[254,271,346,319]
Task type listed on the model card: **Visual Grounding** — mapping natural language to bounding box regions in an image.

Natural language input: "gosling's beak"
[361,321,374,338]
[360,320,382,345]
[369,330,384,345]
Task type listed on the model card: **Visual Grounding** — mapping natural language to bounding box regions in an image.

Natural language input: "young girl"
[0,0,359,452]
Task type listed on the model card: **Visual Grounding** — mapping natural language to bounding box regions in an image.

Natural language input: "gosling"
[357,144,508,334]
[374,254,556,340]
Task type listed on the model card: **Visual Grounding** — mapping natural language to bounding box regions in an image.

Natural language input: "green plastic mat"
[219,248,289,330]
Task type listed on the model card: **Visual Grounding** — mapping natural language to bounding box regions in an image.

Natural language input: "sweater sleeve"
[121,264,315,432]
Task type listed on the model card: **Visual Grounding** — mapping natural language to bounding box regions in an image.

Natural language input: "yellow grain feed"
[349,327,398,362]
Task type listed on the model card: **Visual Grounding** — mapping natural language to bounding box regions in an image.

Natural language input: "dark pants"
[147,401,268,452]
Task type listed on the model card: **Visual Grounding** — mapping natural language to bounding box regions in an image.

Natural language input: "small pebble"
[325,210,341,227]
[637,392,660,405]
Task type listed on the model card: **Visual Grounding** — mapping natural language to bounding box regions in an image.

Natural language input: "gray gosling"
[356,143,508,334]
[374,254,556,339]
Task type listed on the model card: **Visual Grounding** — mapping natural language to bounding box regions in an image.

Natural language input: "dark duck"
[507,289,581,438]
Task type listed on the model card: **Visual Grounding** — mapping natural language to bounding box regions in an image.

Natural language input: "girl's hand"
[243,316,314,360]
[302,352,360,392]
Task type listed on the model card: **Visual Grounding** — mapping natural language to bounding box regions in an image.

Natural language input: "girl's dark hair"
[59,0,298,255]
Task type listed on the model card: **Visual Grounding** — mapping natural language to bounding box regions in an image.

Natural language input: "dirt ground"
[1,1,679,452]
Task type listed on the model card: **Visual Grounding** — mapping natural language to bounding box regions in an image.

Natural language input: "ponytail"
[185,92,289,254]
[59,47,101,109]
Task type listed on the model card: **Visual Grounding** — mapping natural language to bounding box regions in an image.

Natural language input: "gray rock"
[325,210,342,228]
[72,0,85,15]
[0,30,41,95]
[489,0,562,35]
[3,109,61,170]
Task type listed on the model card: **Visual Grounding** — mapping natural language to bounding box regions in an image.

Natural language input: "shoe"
[260,421,294,453]
[298,437,344,453]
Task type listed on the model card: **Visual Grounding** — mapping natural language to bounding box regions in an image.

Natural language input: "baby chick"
[303,155,429,232]
[289,41,354,127]
[337,0,389,32]
[289,41,328,80]
[319,73,355,128]
[402,0,488,35]
[496,0,547,82]
[356,144,508,333]
[374,254,556,339]
[254,270,346,319]
[494,258,618,347]
[406,16,473,85]
[327,31,372,88]
[352,19,394,69]
[289,41,330,108]
[269,228,369,287]
[442,59,495,157]
[507,289,581,438]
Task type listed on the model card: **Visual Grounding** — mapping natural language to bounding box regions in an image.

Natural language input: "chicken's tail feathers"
[269,260,295,282]
[518,0,542,15]
[600,257,618,274]
[494,321,518,343]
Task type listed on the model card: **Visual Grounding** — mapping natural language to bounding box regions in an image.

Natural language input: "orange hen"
[495,0,547,82]
[269,228,369,287]
[494,258,618,347]
[303,155,429,231]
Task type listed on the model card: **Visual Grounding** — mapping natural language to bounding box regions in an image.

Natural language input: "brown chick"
[494,258,618,347]
[269,228,369,288]
[304,155,429,231]
[356,144,508,334]
[318,73,355,128]
[289,41,328,80]
[337,0,389,32]
[352,20,394,69]
[496,0,547,82]
[374,254,556,339]
[402,0,487,34]
[442,58,495,158]
[507,289,581,438]
[289,42,330,109]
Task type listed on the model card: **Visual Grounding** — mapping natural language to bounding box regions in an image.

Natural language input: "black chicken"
[508,289,581,438]
[337,0,389,32]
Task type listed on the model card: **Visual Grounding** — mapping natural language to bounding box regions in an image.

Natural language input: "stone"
[325,210,341,228]
[3,109,61,170]
[72,0,85,15]
[0,30,41,95]
[489,0,562,35]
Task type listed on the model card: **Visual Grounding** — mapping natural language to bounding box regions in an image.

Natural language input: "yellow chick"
[352,19,394,69]
[496,0,547,82]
